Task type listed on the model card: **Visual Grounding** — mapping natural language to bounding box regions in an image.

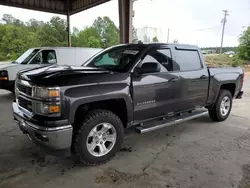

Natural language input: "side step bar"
[136,110,208,134]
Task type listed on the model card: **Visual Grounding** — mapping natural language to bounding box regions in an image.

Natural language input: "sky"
[0,0,249,47]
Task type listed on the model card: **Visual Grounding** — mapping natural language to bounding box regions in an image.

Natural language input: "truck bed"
[206,67,244,104]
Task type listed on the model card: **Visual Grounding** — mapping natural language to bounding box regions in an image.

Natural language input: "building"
[136,26,162,42]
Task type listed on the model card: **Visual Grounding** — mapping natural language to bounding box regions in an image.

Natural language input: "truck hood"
[18,65,111,86]
[0,63,18,70]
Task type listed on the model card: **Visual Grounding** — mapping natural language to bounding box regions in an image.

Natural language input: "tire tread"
[72,109,123,166]
[209,89,232,122]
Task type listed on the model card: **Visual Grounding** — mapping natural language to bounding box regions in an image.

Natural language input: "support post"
[118,0,133,44]
[220,10,228,54]
[67,0,71,47]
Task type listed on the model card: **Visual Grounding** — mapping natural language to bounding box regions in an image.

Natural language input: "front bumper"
[13,102,73,150]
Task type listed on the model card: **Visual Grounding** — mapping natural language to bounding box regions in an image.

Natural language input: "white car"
[0,47,102,92]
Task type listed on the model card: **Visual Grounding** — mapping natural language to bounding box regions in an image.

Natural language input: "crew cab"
[0,47,102,92]
[13,43,244,165]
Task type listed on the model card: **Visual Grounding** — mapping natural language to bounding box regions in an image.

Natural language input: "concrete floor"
[0,77,249,188]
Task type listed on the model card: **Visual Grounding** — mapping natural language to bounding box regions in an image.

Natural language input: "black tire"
[209,89,232,121]
[72,109,124,166]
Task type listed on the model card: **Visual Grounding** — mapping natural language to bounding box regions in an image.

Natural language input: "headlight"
[33,86,60,116]
[0,71,8,80]
[35,103,60,115]
[34,87,60,99]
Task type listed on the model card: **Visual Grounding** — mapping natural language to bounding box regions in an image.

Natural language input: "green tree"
[132,26,138,43]
[152,36,159,42]
[2,14,24,26]
[1,23,39,59]
[0,14,120,60]
[0,24,7,60]
[92,16,119,47]
[37,16,68,46]
[238,26,250,60]
[72,27,80,36]
[73,27,102,48]
[26,19,44,32]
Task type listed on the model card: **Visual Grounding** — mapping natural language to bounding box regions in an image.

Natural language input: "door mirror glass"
[135,62,160,74]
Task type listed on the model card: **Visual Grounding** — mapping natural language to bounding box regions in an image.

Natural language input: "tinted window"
[156,49,173,71]
[175,50,202,71]
[30,50,57,64]
[140,48,173,72]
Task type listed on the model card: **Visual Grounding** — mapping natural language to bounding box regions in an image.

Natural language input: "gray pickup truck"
[13,43,244,165]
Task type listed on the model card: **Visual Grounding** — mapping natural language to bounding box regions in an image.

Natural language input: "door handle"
[200,75,208,79]
[168,78,178,83]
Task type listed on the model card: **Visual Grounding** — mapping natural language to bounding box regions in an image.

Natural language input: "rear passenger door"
[171,47,209,110]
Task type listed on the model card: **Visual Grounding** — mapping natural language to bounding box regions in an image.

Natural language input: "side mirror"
[135,62,160,74]
[95,55,103,62]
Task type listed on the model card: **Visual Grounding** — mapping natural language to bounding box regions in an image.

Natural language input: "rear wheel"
[209,89,232,121]
[72,109,124,166]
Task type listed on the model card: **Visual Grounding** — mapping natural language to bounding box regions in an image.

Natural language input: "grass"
[0,61,10,64]
[204,54,235,67]
[204,54,250,74]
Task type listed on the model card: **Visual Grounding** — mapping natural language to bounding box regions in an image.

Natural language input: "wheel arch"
[71,97,133,128]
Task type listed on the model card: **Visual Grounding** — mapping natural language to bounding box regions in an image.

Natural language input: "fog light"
[49,105,60,113]
[36,103,60,115]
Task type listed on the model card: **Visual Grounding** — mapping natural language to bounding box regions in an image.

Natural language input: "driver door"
[26,50,57,69]
[132,47,181,122]
[20,50,57,72]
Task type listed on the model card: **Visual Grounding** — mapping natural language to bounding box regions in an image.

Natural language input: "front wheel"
[209,89,232,121]
[72,110,124,166]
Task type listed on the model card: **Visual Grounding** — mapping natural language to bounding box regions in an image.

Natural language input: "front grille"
[18,97,33,112]
[17,83,32,96]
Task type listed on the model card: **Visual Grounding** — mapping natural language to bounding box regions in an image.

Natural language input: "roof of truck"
[110,42,199,50]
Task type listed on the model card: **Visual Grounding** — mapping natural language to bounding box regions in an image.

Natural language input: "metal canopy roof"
[0,0,110,15]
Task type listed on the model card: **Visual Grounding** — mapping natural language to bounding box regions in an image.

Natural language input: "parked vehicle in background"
[13,43,244,166]
[224,51,236,55]
[0,47,102,92]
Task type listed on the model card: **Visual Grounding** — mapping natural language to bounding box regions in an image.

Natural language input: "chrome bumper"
[13,102,72,150]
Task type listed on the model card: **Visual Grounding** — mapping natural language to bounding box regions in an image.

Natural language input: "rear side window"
[175,50,202,71]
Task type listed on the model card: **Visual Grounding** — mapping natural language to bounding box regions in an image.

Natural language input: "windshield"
[15,49,40,64]
[84,45,146,72]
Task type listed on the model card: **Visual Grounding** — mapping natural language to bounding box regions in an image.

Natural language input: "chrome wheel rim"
[86,123,117,157]
[220,96,231,116]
